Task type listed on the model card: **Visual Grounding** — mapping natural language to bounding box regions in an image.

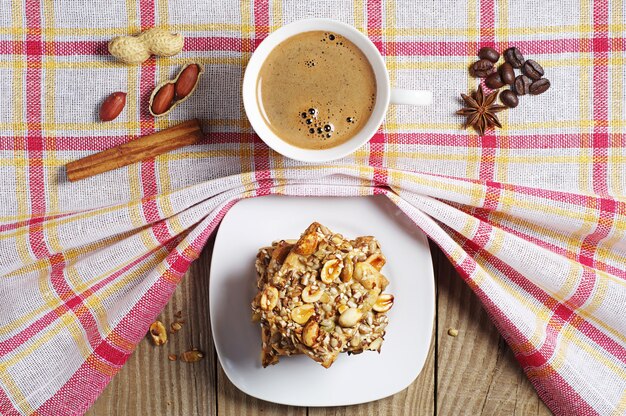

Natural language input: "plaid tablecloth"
[0,1,625,415]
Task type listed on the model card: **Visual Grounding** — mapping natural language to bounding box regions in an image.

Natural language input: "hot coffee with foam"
[256,31,377,150]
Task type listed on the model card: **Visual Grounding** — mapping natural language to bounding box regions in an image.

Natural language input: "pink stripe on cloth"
[48,255,104,350]
[252,0,273,194]
[591,0,610,196]
[366,0,388,185]
[391,38,626,56]
[184,36,243,52]
[5,38,626,57]
[3,132,621,152]
[24,1,46,227]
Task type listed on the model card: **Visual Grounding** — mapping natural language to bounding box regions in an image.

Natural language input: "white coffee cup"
[242,18,432,163]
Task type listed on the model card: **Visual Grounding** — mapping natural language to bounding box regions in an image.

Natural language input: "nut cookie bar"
[251,222,394,368]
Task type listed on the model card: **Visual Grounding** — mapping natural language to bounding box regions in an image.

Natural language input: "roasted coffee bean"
[530,78,550,95]
[473,68,493,78]
[522,59,544,80]
[472,59,494,77]
[504,47,525,68]
[485,72,505,89]
[499,63,515,85]
[514,75,533,95]
[478,47,500,63]
[500,90,519,108]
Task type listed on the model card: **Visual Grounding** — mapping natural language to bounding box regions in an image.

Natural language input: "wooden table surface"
[88,238,551,416]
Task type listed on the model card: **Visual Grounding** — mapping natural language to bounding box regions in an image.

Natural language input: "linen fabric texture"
[0,1,625,415]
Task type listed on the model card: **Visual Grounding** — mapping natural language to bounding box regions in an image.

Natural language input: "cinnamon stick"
[66,119,203,182]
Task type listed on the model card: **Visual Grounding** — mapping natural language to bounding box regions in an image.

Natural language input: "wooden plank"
[431,243,550,415]
[88,236,218,416]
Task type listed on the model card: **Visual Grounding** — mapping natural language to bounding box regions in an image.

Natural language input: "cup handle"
[390,88,432,106]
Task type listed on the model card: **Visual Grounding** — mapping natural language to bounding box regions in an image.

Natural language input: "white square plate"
[209,195,435,406]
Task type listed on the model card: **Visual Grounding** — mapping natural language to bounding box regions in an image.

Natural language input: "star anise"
[457,85,507,136]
